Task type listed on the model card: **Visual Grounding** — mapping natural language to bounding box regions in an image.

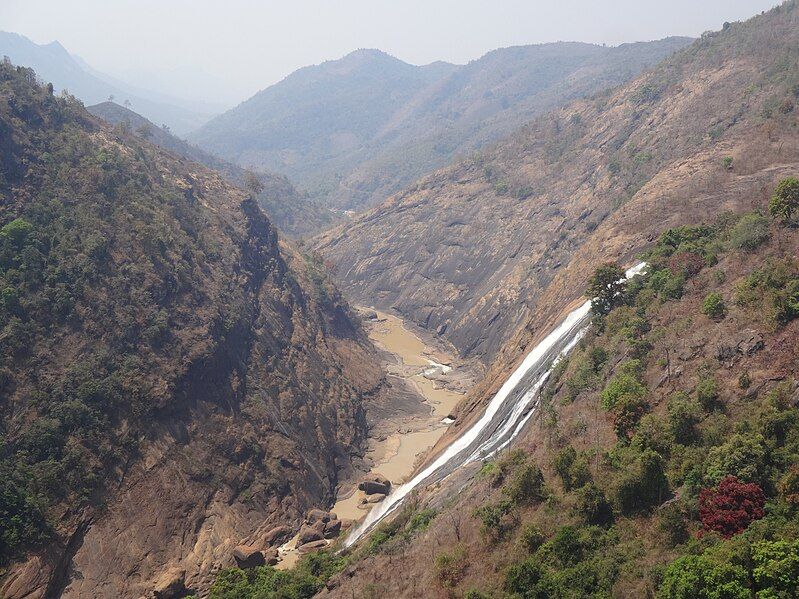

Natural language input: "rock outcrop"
[358,474,391,496]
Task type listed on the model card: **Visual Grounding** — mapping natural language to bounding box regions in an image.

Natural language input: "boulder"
[297,520,326,545]
[367,493,387,503]
[263,525,292,547]
[152,567,186,599]
[263,549,279,566]
[361,309,378,321]
[297,539,328,554]
[323,519,342,538]
[306,508,331,524]
[233,545,265,569]
[716,330,764,362]
[358,473,391,496]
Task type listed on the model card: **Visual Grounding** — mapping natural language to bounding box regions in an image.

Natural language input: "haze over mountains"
[0,31,218,134]
[191,38,692,210]
[2,2,799,598]
[86,101,338,237]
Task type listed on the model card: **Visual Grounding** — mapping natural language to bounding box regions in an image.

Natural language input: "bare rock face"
[233,546,266,569]
[323,519,342,538]
[358,473,391,496]
[152,567,186,599]
[263,549,279,567]
[306,509,332,524]
[297,539,328,554]
[263,525,292,547]
[298,520,327,545]
[716,330,765,362]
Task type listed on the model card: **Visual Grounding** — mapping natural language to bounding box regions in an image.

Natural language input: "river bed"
[276,308,466,567]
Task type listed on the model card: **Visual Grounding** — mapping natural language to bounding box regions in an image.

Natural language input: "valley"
[1,2,798,598]
[276,307,474,567]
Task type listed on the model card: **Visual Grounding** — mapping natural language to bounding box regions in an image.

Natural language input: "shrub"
[657,555,749,599]
[698,476,765,538]
[550,525,583,567]
[669,252,705,278]
[701,292,726,320]
[738,371,751,390]
[631,414,673,455]
[696,378,720,411]
[705,433,767,485]
[728,213,770,251]
[658,502,689,547]
[614,449,669,514]
[752,540,799,597]
[435,544,467,590]
[778,465,799,505]
[610,393,647,440]
[473,498,514,540]
[464,590,489,599]
[600,372,647,411]
[722,156,734,171]
[574,483,614,526]
[504,556,550,598]
[503,462,545,505]
[769,177,799,224]
[667,393,702,445]
[553,446,591,491]
[519,523,546,553]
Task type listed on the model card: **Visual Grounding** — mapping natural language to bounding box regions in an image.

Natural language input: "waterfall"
[345,262,647,547]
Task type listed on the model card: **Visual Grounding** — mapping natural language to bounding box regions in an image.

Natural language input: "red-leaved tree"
[699,476,766,538]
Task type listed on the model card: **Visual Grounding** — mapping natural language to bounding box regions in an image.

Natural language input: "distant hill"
[0,31,214,134]
[191,39,693,210]
[88,101,338,237]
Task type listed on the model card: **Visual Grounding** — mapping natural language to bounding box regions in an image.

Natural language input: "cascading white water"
[345,262,647,548]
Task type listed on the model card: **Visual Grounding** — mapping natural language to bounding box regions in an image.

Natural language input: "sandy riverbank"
[277,308,471,567]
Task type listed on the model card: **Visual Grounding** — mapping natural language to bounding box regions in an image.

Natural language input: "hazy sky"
[0,0,781,106]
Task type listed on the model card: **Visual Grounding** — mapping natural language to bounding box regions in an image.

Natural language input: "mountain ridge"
[0,31,214,134]
[191,37,693,211]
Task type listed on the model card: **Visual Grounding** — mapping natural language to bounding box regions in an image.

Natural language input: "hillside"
[310,210,799,599]
[87,101,338,238]
[190,40,691,211]
[315,1,799,366]
[0,61,384,598]
[0,31,214,134]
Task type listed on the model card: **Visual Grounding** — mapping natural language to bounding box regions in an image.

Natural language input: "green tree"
[574,483,613,526]
[587,263,627,316]
[769,177,799,224]
[0,218,34,249]
[702,292,726,320]
[657,555,749,599]
[752,540,799,598]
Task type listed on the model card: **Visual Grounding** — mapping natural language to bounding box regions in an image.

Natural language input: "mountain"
[0,60,384,597]
[0,31,214,134]
[191,39,692,211]
[316,205,799,599]
[210,5,799,597]
[87,101,339,238]
[315,2,799,366]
